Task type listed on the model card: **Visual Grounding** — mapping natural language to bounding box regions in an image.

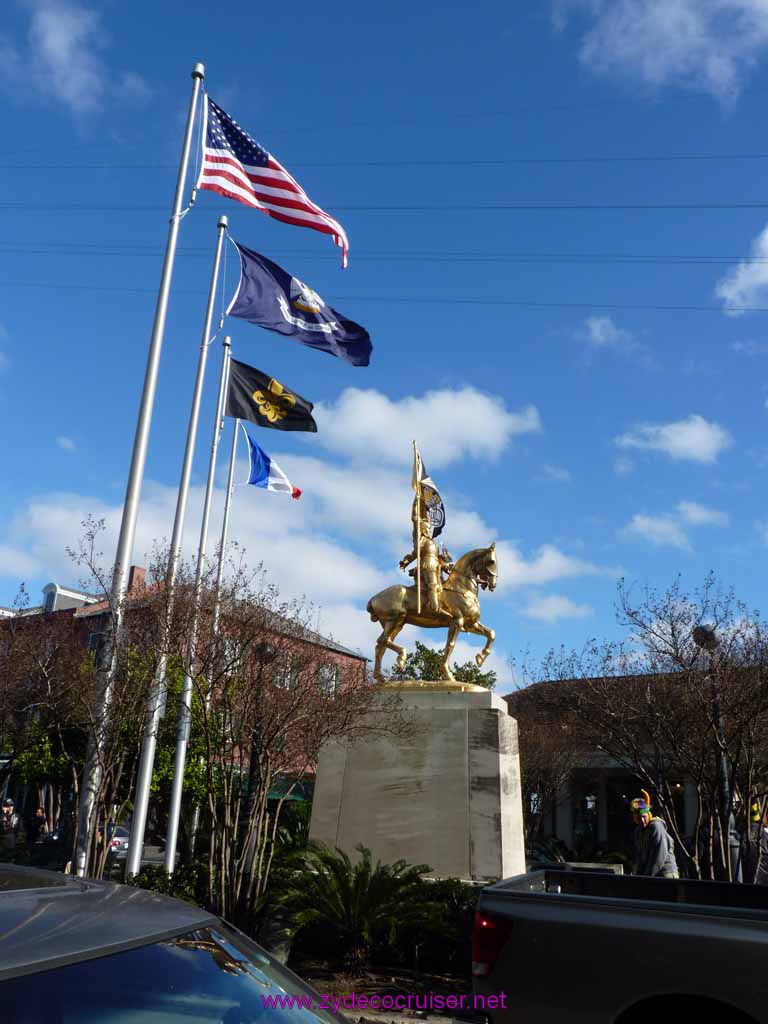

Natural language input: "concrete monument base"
[309,682,526,881]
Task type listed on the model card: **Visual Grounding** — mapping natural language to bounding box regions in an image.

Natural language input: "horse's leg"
[386,616,408,673]
[373,620,397,681]
[466,621,496,667]
[440,619,464,681]
[374,616,408,679]
[373,629,388,681]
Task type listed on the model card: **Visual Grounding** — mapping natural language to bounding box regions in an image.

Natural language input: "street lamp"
[692,625,742,882]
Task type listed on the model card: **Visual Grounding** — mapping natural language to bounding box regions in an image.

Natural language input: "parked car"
[103,824,130,861]
[0,863,347,1023]
[473,868,768,1022]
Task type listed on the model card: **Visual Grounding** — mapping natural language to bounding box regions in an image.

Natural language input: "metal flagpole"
[211,418,240,642]
[188,417,239,856]
[74,62,205,877]
[164,337,232,872]
[413,440,422,615]
[125,215,228,878]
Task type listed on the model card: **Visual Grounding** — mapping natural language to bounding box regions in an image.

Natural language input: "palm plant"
[277,842,434,967]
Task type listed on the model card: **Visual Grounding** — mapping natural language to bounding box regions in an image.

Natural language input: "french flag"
[242,426,301,500]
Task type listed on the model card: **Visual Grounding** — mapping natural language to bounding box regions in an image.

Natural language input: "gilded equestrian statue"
[366,478,498,682]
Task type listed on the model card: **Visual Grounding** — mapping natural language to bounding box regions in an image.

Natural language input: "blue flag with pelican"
[226,241,372,366]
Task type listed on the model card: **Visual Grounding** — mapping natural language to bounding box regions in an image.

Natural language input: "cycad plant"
[277,842,434,967]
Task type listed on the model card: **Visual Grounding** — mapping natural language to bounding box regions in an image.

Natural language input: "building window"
[44,590,56,613]
[274,657,298,690]
[318,663,339,696]
[88,632,106,656]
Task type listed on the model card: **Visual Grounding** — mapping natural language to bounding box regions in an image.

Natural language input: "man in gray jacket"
[631,790,679,878]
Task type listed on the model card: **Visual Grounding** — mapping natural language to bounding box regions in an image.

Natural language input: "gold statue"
[366,443,498,683]
[398,498,453,614]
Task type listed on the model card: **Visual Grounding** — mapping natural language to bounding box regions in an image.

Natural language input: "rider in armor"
[399,498,453,614]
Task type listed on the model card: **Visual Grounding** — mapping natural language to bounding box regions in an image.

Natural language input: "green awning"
[267,776,314,802]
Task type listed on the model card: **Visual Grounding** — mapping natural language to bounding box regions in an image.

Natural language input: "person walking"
[631,790,679,879]
[27,807,48,846]
[0,799,22,852]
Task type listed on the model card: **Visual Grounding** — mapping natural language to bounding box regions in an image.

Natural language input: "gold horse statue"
[366,543,498,682]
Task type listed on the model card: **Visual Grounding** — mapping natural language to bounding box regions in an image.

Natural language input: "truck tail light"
[472,910,513,978]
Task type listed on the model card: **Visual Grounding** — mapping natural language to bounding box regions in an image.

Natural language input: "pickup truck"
[472,869,768,1023]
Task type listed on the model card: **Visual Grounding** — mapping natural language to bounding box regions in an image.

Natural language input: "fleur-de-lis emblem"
[252,378,297,423]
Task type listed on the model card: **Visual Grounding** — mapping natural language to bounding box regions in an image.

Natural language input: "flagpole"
[74,62,205,878]
[188,417,238,856]
[211,418,240,640]
[413,440,421,616]
[164,336,231,872]
[125,215,228,879]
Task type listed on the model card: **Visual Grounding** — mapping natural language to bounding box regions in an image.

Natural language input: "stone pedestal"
[309,683,526,881]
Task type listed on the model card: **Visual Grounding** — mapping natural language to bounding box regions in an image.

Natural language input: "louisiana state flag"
[226,242,372,366]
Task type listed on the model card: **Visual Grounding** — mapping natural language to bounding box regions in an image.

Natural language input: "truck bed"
[473,871,768,1023]
[497,868,768,917]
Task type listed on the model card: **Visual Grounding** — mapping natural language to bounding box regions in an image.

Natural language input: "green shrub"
[126,860,208,907]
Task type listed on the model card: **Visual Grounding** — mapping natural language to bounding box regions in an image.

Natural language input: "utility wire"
[0,241,762,262]
[6,152,768,170]
[0,244,763,266]
[0,279,761,313]
[2,201,768,213]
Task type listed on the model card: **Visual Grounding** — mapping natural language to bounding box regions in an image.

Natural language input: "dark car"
[0,864,345,1024]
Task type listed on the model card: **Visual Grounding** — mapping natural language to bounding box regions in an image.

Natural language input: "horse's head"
[477,542,497,592]
[453,543,498,592]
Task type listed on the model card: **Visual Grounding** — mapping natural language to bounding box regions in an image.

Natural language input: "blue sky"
[3,0,768,690]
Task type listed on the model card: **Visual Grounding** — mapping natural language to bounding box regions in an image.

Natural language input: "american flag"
[197,96,349,268]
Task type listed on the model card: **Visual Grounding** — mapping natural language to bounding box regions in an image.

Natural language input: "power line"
[2,201,768,214]
[6,152,768,170]
[0,279,761,313]
[0,243,762,266]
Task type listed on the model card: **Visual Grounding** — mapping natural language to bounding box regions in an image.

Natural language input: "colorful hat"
[630,789,652,814]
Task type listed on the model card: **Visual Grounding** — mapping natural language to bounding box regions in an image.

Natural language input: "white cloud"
[56,435,76,453]
[495,541,610,592]
[521,593,592,622]
[624,514,691,550]
[118,70,152,103]
[716,223,768,314]
[540,464,572,483]
[0,1,150,114]
[616,414,732,464]
[314,387,542,467]
[584,315,633,349]
[614,456,635,477]
[555,0,768,101]
[676,500,729,526]
[0,544,41,579]
[578,315,656,367]
[731,339,768,355]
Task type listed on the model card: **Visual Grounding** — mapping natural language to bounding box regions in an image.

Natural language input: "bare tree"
[162,548,410,930]
[507,679,589,848]
[525,576,768,881]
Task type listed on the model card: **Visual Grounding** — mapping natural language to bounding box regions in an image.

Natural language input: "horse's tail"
[366,597,379,623]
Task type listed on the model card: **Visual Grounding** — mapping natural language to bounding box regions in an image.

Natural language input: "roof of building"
[294,625,367,662]
[0,866,214,982]
[72,570,368,662]
[43,584,99,601]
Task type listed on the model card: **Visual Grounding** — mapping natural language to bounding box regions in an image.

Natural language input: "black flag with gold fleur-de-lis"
[225,358,317,433]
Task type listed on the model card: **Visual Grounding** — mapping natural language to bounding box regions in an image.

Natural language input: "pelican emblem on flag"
[252,378,297,423]
[290,277,324,315]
